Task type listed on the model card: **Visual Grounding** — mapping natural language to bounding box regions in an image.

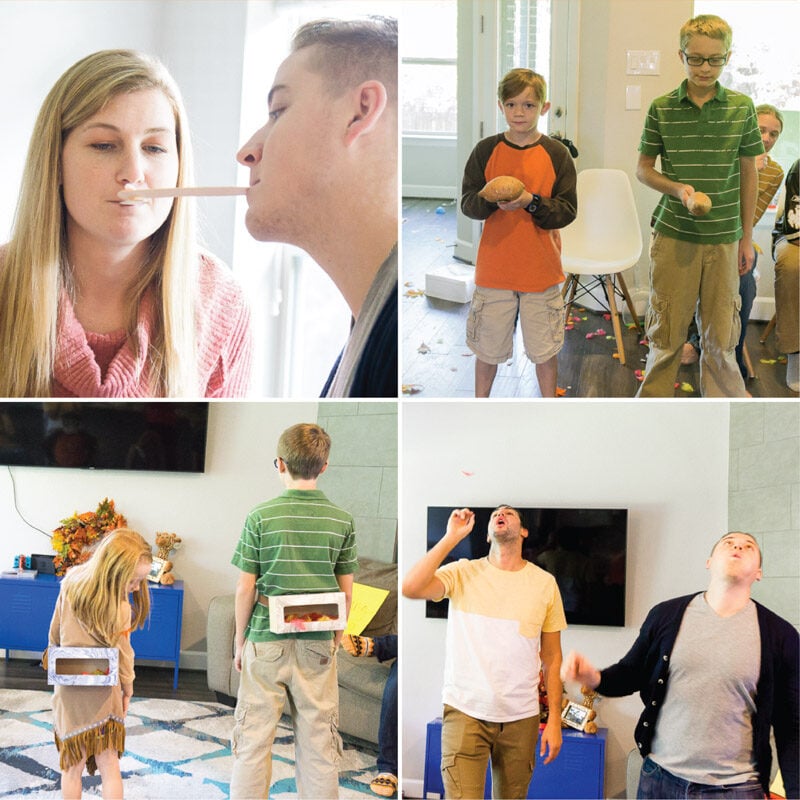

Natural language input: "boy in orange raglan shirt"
[461,69,577,397]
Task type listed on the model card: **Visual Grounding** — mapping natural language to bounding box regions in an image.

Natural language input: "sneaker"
[341,634,374,657]
[370,773,398,797]
[787,352,799,392]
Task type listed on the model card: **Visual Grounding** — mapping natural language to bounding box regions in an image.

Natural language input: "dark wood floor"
[401,197,798,399]
[0,657,216,703]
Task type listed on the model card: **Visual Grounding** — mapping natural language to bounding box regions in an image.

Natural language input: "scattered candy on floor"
[417,342,431,354]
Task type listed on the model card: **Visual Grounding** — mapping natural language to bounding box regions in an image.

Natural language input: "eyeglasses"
[682,51,728,67]
[273,457,281,470]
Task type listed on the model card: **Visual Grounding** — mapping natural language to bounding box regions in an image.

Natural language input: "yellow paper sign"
[344,582,390,635]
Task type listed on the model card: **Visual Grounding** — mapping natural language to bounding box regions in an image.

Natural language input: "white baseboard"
[402,778,428,798]
[179,650,207,671]
[751,297,776,322]
[403,185,457,200]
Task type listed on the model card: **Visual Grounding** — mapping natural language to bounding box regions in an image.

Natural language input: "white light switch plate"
[626,50,660,75]
[626,85,642,110]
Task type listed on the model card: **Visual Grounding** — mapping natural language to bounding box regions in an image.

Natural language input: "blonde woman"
[48,529,153,799]
[0,50,252,397]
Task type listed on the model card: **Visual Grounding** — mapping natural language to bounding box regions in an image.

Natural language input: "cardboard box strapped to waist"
[267,592,346,634]
[47,646,119,686]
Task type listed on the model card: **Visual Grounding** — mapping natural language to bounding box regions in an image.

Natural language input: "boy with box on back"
[461,68,577,398]
[229,423,357,799]
[636,14,764,398]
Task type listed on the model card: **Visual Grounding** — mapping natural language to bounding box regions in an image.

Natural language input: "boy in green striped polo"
[636,14,764,397]
[230,423,357,799]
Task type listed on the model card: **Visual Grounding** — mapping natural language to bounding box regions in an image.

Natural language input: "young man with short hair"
[403,506,567,799]
[563,532,799,799]
[237,17,397,398]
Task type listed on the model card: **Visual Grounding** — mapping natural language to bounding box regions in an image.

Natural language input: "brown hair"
[277,423,332,480]
[498,69,547,105]
[291,16,397,106]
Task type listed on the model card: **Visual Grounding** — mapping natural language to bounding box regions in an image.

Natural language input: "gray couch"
[206,557,397,744]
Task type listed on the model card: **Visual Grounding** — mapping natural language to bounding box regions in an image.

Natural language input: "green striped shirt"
[639,80,764,244]
[231,489,357,642]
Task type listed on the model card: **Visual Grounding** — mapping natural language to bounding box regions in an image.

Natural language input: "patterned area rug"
[0,689,378,798]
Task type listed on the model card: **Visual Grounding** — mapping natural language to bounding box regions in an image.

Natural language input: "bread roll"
[478,175,525,203]
[688,191,712,216]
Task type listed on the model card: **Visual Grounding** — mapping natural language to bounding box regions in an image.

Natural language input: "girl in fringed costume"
[48,529,152,798]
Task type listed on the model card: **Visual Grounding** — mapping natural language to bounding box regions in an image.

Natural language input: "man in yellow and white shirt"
[403,506,567,799]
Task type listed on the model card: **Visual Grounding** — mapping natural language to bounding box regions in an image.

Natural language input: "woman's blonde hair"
[63,528,152,644]
[0,49,199,397]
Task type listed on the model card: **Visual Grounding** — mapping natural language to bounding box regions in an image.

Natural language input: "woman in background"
[0,49,252,397]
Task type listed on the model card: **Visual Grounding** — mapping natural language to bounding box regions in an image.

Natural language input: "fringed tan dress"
[48,590,135,774]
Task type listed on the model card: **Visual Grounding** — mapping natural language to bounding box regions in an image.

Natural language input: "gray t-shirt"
[650,594,760,786]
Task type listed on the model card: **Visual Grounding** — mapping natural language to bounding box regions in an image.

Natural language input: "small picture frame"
[561,700,591,731]
[147,556,168,583]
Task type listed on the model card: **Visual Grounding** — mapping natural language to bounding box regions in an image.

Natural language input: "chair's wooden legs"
[562,275,578,326]
[617,272,643,333]
[760,313,777,344]
[604,275,626,365]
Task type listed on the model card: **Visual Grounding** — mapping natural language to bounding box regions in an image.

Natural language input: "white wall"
[0,402,316,659]
[400,400,731,799]
[403,137,458,199]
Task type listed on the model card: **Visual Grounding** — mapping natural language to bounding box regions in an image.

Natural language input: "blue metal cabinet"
[0,575,184,689]
[423,717,606,799]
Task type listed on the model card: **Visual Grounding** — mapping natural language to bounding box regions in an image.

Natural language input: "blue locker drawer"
[423,718,606,799]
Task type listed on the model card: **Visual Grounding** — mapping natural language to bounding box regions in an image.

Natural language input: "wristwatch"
[526,194,541,214]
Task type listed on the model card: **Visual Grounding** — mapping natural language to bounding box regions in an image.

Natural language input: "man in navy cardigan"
[563,532,798,799]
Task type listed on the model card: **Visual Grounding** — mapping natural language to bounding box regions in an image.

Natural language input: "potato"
[478,175,525,203]
[688,191,712,216]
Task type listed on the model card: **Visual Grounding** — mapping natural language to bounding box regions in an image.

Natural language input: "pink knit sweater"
[52,253,252,398]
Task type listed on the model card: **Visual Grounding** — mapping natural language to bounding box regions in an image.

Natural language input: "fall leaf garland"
[51,498,127,576]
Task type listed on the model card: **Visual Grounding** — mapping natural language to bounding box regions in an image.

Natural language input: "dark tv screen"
[426,506,627,626]
[0,402,208,473]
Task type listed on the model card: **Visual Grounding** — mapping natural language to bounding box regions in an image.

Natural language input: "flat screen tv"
[0,402,209,473]
[425,506,627,626]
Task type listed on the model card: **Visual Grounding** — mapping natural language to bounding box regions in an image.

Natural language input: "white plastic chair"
[561,168,643,365]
